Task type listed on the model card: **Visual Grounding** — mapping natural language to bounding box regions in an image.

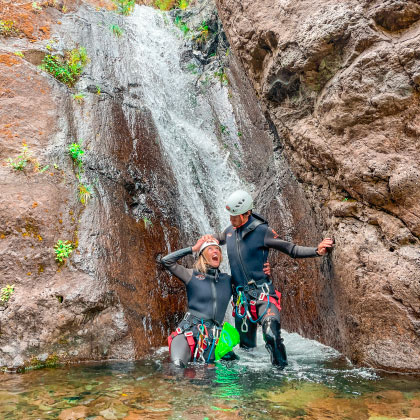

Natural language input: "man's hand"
[263,262,271,276]
[317,238,334,256]
[191,237,207,253]
[199,234,218,244]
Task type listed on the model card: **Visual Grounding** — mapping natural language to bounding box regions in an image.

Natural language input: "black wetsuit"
[161,247,232,366]
[214,213,320,367]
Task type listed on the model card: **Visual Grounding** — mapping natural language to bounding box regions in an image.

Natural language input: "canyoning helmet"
[225,190,253,216]
[199,240,221,255]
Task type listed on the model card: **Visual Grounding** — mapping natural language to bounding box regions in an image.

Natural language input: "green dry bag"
[214,322,240,361]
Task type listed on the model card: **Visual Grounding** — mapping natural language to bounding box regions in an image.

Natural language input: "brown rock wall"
[0,2,186,369]
[216,0,420,371]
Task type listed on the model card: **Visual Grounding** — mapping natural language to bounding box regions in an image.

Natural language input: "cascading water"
[126,6,244,236]
[2,3,420,419]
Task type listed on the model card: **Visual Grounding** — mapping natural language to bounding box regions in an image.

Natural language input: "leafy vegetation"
[14,51,25,58]
[110,24,123,37]
[214,69,228,85]
[0,20,20,37]
[112,0,135,15]
[54,240,74,263]
[155,0,175,10]
[155,0,188,10]
[0,284,14,303]
[193,21,209,44]
[40,47,89,87]
[174,16,190,36]
[143,217,153,229]
[72,92,86,103]
[32,2,43,11]
[187,63,198,74]
[7,143,32,171]
[96,85,101,95]
[178,0,189,9]
[78,183,93,205]
[68,142,85,169]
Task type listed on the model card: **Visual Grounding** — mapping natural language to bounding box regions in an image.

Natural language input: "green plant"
[178,0,188,9]
[14,51,24,58]
[40,47,89,87]
[96,85,101,95]
[155,0,175,10]
[237,131,242,137]
[7,143,32,170]
[174,16,190,36]
[54,240,74,263]
[187,63,198,74]
[0,284,14,303]
[78,183,92,205]
[68,142,85,168]
[143,217,153,229]
[214,69,228,85]
[112,0,135,15]
[39,164,50,173]
[32,2,43,11]
[220,125,230,135]
[72,92,86,103]
[0,20,19,37]
[194,21,209,43]
[110,24,123,37]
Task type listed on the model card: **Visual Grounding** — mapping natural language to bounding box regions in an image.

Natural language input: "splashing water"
[126,6,243,235]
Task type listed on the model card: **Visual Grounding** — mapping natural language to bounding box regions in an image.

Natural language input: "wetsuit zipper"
[211,273,217,321]
[236,229,250,284]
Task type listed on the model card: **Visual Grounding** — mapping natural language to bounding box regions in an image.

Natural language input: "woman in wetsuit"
[161,238,271,367]
[160,239,230,367]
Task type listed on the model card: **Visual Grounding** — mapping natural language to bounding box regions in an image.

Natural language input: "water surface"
[2,331,419,419]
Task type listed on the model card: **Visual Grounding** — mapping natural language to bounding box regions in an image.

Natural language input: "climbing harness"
[234,281,281,332]
[169,312,224,364]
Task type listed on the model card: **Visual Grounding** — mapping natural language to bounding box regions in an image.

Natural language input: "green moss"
[41,47,89,87]
[112,0,135,15]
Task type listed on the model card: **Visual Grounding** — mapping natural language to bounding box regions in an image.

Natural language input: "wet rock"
[58,405,89,420]
[216,0,420,371]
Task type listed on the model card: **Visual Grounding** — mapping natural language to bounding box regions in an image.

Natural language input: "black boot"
[262,318,288,369]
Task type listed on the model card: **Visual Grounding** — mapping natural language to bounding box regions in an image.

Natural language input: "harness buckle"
[259,292,265,301]
[250,300,256,306]
[184,331,193,337]
[176,327,182,334]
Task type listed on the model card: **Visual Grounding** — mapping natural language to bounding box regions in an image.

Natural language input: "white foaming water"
[126,6,243,236]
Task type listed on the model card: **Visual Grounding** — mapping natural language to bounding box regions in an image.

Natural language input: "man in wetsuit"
[160,238,271,366]
[201,190,333,368]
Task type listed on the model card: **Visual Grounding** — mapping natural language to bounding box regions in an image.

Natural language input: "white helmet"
[199,240,221,255]
[225,190,253,216]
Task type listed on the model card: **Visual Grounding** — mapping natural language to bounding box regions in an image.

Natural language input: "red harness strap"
[235,290,282,321]
[168,328,196,357]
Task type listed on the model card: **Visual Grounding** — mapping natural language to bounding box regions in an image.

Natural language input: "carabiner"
[241,317,248,333]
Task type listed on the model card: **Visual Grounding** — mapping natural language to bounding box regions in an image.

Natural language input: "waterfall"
[125,6,244,236]
[58,5,245,240]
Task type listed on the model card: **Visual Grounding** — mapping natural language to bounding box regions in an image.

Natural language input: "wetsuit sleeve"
[160,247,194,284]
[264,227,320,258]
[212,228,227,245]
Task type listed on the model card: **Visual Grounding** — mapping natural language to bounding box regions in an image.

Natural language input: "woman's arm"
[160,247,194,284]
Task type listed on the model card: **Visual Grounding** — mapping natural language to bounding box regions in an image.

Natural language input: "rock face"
[0,0,283,370]
[216,0,420,371]
[0,0,188,369]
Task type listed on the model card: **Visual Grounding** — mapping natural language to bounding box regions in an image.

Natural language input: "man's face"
[203,245,221,268]
[230,212,250,228]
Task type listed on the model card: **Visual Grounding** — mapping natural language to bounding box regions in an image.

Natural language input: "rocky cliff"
[216,0,420,371]
[0,0,284,370]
